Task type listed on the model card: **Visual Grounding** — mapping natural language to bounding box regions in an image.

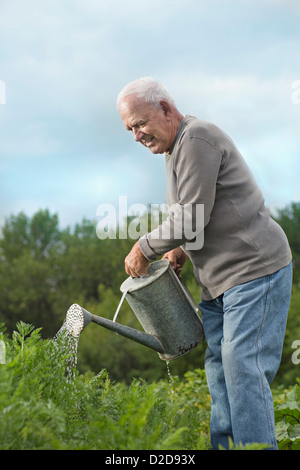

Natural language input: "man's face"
[119,95,175,154]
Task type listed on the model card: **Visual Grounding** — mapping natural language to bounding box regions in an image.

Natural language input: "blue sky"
[0,0,299,230]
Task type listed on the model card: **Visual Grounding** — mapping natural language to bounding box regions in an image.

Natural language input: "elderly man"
[117,77,292,449]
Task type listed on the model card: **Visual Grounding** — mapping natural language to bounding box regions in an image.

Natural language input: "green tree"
[0,210,134,337]
[0,210,64,336]
[274,202,300,283]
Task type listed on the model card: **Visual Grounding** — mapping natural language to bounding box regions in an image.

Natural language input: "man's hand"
[162,247,187,277]
[125,241,150,277]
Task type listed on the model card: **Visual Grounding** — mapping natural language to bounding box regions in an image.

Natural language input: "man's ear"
[160,100,172,116]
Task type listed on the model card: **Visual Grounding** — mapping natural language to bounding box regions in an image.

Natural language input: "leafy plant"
[0,323,210,450]
[275,383,300,449]
[1,321,299,451]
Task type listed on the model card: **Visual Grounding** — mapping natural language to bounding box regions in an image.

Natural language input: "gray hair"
[117,77,176,110]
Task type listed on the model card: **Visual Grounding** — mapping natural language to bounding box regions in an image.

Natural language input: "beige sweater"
[139,115,292,300]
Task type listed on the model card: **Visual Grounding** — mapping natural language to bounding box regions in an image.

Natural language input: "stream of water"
[54,322,80,381]
[166,360,174,398]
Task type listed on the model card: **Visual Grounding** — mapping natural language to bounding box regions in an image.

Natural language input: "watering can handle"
[112,289,128,322]
[172,271,199,313]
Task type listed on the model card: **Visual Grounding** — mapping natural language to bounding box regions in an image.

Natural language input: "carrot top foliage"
[0,322,299,450]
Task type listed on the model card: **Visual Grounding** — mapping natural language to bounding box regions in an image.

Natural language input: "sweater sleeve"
[139,135,223,260]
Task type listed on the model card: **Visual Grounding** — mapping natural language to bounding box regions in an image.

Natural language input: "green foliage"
[274,202,300,283]
[0,322,299,450]
[0,323,210,450]
[274,383,300,450]
[0,210,134,337]
[0,322,72,449]
[218,438,271,450]
[273,287,300,387]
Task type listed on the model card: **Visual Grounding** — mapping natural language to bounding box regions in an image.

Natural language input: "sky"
[0,0,299,231]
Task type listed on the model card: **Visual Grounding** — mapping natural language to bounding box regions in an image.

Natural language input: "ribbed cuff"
[138,235,159,261]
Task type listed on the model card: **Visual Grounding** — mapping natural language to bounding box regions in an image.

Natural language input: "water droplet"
[166,360,174,399]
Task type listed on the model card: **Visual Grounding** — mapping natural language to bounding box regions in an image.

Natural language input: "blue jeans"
[200,262,293,450]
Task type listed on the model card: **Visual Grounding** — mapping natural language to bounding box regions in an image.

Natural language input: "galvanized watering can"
[65,259,205,360]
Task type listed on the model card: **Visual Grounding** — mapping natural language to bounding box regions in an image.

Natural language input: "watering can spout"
[65,303,165,354]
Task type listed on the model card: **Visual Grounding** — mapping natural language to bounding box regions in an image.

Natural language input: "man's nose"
[132,128,144,142]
